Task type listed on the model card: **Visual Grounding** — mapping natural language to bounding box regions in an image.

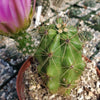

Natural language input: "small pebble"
[85,95,91,100]
[29,85,36,90]
[77,88,83,93]
[89,92,94,97]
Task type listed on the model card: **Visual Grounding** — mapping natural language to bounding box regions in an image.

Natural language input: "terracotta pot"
[82,55,91,63]
[16,56,97,100]
[83,56,100,78]
[82,56,100,77]
[96,66,100,77]
[16,57,33,100]
[96,62,100,77]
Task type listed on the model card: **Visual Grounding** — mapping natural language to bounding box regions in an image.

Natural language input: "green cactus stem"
[35,29,57,72]
[12,31,36,56]
[47,34,62,92]
[35,17,85,94]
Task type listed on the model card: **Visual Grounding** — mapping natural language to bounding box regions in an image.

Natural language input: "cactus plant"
[41,0,50,16]
[79,31,93,41]
[92,15,100,26]
[96,0,100,3]
[83,0,96,7]
[14,31,36,56]
[69,8,82,17]
[52,0,64,7]
[35,17,85,94]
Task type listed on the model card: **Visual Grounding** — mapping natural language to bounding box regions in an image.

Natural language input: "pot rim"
[16,56,33,100]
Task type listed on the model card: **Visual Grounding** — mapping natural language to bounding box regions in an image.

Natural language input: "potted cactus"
[0,0,92,99]
[0,0,98,99]
[34,17,85,94]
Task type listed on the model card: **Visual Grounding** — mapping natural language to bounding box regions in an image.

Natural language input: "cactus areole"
[35,18,85,94]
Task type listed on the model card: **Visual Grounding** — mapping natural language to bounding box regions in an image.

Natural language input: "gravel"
[0,60,16,87]
[78,21,100,58]
[78,0,100,11]
[0,77,18,100]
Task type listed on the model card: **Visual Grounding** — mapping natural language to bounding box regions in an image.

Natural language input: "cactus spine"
[35,18,85,94]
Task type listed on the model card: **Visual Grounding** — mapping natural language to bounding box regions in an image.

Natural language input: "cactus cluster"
[52,0,64,7]
[15,31,36,56]
[79,31,93,41]
[35,18,85,94]
[69,8,82,17]
[41,0,50,16]
[83,0,96,7]
[92,15,100,26]
[96,0,100,3]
